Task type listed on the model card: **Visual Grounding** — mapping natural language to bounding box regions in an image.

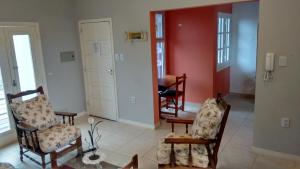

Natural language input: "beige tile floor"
[0,95,299,169]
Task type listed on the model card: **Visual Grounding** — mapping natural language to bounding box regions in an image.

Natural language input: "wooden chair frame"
[158,94,231,169]
[122,154,138,169]
[159,73,186,117]
[6,86,83,169]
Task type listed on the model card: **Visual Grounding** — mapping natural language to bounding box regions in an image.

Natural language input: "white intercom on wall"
[264,53,275,81]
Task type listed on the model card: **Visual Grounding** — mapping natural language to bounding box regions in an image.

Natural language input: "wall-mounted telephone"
[264,53,275,81]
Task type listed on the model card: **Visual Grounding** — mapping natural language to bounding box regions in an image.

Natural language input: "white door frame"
[0,22,47,138]
[78,18,119,120]
[0,22,48,94]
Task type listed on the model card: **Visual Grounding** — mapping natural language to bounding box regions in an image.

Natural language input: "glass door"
[5,26,46,100]
[0,69,11,133]
[0,27,13,134]
[0,24,47,135]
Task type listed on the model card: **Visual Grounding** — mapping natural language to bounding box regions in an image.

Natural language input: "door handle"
[106,69,113,75]
[12,80,17,87]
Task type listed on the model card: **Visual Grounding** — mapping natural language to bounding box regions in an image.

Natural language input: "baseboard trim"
[155,121,161,129]
[76,111,88,118]
[177,101,201,112]
[252,146,300,161]
[230,92,255,99]
[118,118,155,129]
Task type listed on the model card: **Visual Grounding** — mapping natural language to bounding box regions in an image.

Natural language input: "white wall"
[76,0,249,126]
[0,0,85,113]
[254,0,300,156]
[230,1,259,95]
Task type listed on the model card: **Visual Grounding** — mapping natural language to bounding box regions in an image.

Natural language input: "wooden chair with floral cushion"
[6,86,82,169]
[157,94,231,169]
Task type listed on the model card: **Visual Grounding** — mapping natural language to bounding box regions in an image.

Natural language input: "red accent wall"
[215,67,230,96]
[165,4,232,103]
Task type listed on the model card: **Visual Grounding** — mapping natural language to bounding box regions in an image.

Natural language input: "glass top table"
[61,156,120,169]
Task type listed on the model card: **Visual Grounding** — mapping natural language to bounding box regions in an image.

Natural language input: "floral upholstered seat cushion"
[191,98,223,139]
[0,163,15,169]
[10,95,59,130]
[37,124,81,153]
[157,133,209,168]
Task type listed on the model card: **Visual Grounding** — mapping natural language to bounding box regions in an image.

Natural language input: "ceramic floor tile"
[252,155,298,169]
[0,95,299,169]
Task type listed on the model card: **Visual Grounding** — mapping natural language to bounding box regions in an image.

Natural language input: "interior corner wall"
[230,1,259,95]
[0,0,85,148]
[254,0,300,156]
[75,0,252,126]
[215,67,230,96]
[165,4,232,103]
[0,0,85,114]
[165,7,217,103]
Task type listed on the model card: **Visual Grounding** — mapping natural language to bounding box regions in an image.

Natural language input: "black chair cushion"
[158,85,168,92]
[159,89,183,97]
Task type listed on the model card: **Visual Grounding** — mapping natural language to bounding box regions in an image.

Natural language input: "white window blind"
[217,13,232,70]
[0,72,10,134]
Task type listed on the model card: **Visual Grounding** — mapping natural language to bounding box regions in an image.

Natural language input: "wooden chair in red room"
[159,73,186,117]
[6,86,82,169]
[157,94,231,169]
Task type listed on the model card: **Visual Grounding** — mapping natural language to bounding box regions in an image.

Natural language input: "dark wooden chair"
[159,73,186,117]
[122,154,138,169]
[6,86,83,169]
[158,94,231,169]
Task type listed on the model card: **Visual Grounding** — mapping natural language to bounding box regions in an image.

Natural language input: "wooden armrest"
[167,117,194,133]
[164,137,215,145]
[166,118,194,124]
[55,111,77,117]
[17,123,38,132]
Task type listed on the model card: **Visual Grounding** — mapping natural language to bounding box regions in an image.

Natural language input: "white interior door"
[0,23,47,135]
[79,19,118,120]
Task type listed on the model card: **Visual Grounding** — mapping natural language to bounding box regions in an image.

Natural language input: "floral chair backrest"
[191,98,224,139]
[9,95,59,130]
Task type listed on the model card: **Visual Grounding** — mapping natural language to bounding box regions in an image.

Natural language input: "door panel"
[80,20,117,120]
[0,24,46,135]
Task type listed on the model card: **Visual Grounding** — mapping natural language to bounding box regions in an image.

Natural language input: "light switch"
[120,54,124,62]
[281,117,290,128]
[279,56,288,67]
[115,54,120,61]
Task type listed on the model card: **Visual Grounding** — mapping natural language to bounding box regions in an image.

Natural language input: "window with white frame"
[217,13,232,70]
[155,12,166,78]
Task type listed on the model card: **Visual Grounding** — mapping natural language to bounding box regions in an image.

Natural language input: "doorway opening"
[150,1,259,126]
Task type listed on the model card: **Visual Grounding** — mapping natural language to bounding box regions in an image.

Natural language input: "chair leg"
[41,155,46,169]
[158,95,162,118]
[181,96,185,111]
[50,152,58,169]
[19,146,23,161]
[175,97,178,117]
[76,137,83,157]
[166,97,169,109]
